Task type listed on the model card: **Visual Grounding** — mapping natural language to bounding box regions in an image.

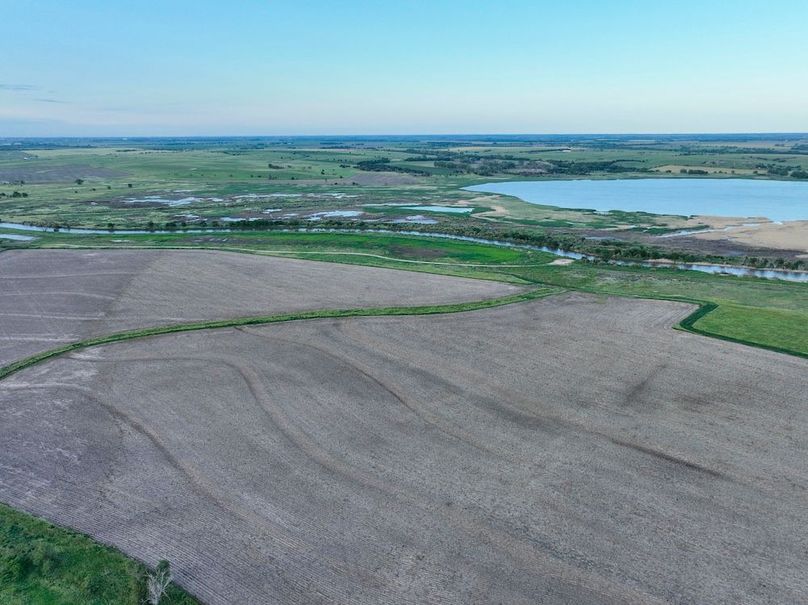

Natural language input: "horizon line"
[2,131,808,140]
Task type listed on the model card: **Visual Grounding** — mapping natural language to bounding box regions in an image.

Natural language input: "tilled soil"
[2,293,806,604]
[0,249,520,367]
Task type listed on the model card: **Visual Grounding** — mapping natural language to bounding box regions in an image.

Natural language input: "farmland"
[0,248,520,368]
[3,230,805,357]
[2,293,806,603]
[1,135,807,604]
[5,0,808,602]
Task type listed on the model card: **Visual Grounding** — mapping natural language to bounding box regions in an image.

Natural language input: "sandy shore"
[688,217,808,256]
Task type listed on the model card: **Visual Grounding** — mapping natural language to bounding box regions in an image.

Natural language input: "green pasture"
[0,503,199,605]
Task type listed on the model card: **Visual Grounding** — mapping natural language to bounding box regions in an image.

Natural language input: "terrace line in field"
[1,294,806,604]
[0,249,521,368]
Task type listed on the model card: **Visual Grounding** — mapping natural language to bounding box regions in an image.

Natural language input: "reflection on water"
[465,178,808,222]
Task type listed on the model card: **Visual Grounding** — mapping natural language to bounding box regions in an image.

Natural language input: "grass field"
[691,304,808,354]
[0,503,198,605]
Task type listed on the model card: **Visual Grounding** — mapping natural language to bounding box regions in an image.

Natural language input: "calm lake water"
[466,178,808,221]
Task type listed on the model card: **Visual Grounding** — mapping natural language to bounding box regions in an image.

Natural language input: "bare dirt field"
[0,249,520,367]
[2,294,806,604]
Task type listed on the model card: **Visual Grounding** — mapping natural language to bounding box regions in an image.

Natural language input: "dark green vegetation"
[0,503,198,605]
[2,134,808,265]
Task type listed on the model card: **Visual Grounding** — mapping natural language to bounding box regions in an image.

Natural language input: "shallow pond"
[466,178,808,221]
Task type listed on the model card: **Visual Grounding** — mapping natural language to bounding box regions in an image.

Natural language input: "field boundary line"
[531,284,808,360]
[0,286,563,382]
[674,302,808,359]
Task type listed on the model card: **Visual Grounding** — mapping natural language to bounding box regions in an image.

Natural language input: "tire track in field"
[67,342,665,605]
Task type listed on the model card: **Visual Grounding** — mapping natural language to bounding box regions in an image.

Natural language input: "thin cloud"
[0,84,39,91]
[34,97,69,104]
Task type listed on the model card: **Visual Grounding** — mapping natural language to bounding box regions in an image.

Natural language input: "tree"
[146,559,173,605]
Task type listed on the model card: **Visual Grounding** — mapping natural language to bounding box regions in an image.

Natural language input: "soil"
[0,249,520,368]
[2,294,806,604]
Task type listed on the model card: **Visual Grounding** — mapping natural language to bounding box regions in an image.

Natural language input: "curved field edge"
[0,250,802,601]
[0,285,560,383]
[0,502,199,605]
[680,303,808,359]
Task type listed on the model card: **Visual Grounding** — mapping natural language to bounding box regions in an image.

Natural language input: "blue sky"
[1,0,807,136]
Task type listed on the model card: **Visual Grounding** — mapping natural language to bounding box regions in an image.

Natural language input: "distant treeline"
[354,158,429,176]
[362,149,808,179]
[387,150,647,177]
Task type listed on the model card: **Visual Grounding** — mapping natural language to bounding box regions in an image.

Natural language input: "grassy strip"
[678,302,719,330]
[0,503,198,605]
[0,286,561,383]
[682,304,808,359]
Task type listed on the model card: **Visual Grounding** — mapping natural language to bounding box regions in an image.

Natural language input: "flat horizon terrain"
[2,293,805,604]
[3,135,808,262]
[0,249,521,368]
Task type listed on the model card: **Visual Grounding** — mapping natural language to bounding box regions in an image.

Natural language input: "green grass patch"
[0,503,199,605]
[689,304,808,358]
[36,230,552,266]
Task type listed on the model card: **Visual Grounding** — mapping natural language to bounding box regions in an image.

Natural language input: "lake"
[465,178,808,222]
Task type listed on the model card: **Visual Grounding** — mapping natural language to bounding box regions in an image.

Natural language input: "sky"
[1,0,807,136]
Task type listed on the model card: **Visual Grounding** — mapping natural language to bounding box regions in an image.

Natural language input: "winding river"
[1,222,805,282]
